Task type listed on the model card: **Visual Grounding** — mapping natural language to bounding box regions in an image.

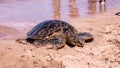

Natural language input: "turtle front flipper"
[46,37,66,50]
[32,39,48,48]
[78,32,94,42]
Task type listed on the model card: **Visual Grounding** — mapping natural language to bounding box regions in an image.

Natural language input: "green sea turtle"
[17,20,93,49]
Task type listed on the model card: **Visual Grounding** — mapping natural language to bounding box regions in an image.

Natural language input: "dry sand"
[0,5,120,68]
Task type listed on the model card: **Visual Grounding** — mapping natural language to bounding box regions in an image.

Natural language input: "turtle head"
[75,36,85,47]
[68,35,84,47]
[74,32,94,47]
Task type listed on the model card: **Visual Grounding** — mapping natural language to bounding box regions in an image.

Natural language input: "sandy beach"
[0,4,120,68]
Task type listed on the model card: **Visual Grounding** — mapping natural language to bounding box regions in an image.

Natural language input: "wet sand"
[0,5,120,68]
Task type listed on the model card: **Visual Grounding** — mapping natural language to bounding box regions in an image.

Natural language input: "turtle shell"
[27,20,78,40]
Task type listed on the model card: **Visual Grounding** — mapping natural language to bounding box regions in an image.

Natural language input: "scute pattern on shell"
[27,20,78,40]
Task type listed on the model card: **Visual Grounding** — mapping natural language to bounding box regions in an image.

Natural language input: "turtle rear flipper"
[16,39,28,45]
[32,37,65,50]
[78,32,94,42]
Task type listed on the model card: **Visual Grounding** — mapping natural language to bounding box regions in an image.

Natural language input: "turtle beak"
[75,40,84,47]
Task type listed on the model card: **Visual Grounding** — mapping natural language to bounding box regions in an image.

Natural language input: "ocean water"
[0,0,119,23]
